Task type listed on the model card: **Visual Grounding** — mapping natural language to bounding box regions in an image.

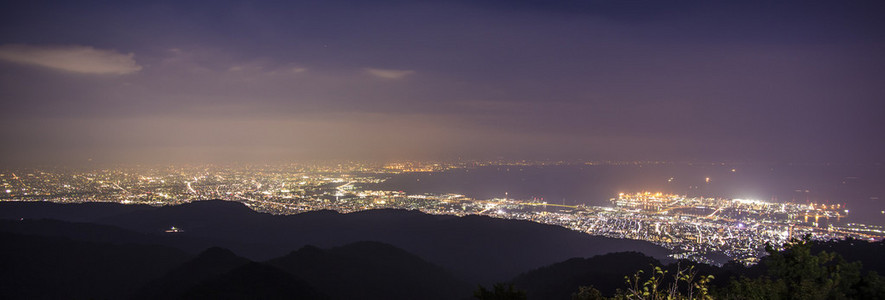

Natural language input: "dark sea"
[371,163,885,226]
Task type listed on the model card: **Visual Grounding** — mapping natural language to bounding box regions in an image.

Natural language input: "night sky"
[1,0,883,165]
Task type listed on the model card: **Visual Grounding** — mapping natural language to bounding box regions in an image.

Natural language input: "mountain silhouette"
[3,200,883,299]
[181,262,327,300]
[97,200,670,282]
[136,246,253,299]
[511,251,660,299]
[811,237,885,274]
[1,200,670,283]
[0,201,153,222]
[0,218,255,255]
[267,241,472,300]
[0,231,191,299]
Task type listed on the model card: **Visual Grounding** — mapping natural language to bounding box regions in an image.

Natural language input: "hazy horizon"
[2,1,884,165]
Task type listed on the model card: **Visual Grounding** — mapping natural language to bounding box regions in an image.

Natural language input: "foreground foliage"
[474,283,528,300]
[570,235,885,300]
[721,235,885,299]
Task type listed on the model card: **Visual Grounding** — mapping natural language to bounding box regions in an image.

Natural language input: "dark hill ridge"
[0,201,154,222]
[511,252,661,299]
[140,241,471,300]
[181,262,327,300]
[99,199,267,236]
[0,218,263,255]
[0,226,464,299]
[267,241,472,300]
[0,231,192,299]
[510,239,885,299]
[0,199,670,283]
[812,238,885,274]
[136,247,253,299]
[4,201,883,299]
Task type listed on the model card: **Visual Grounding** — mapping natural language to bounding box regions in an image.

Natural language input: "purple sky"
[1,0,883,165]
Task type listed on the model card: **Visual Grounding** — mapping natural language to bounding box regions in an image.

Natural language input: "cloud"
[364,68,414,79]
[0,44,142,75]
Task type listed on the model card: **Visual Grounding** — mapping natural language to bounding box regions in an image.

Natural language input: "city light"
[0,161,880,266]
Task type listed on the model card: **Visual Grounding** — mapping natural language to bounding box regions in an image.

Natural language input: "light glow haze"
[1,0,883,165]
